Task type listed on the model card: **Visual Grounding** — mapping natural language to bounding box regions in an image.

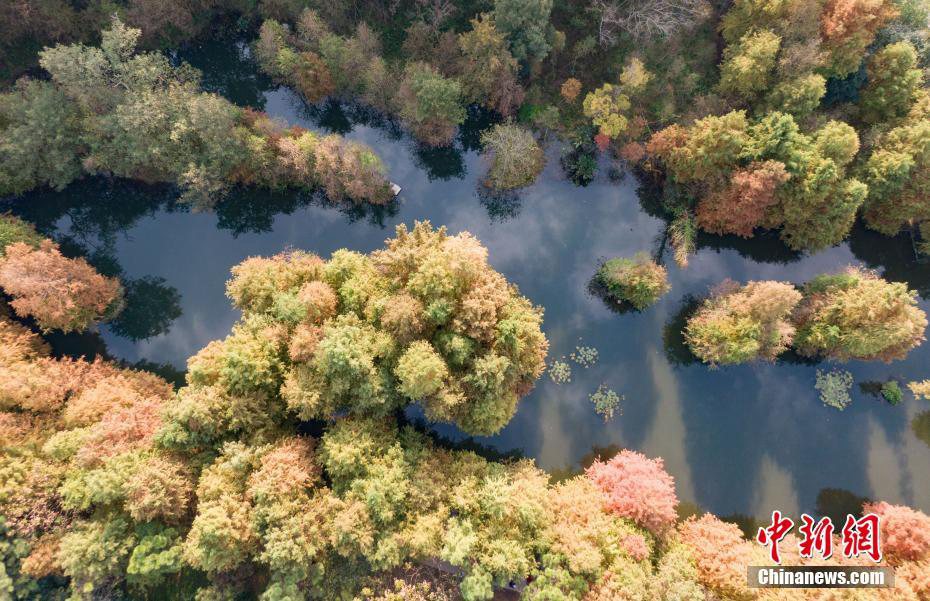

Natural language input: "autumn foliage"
[696,160,789,238]
[585,449,678,535]
[0,241,123,333]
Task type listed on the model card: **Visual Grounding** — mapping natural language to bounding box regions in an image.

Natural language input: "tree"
[650,112,865,251]
[560,78,582,102]
[765,73,826,119]
[596,253,670,310]
[863,502,930,564]
[696,160,790,237]
[592,0,711,45]
[212,222,548,436]
[859,41,923,124]
[718,29,781,101]
[684,280,801,365]
[480,123,544,190]
[585,450,678,535]
[492,0,555,63]
[677,515,761,599]
[861,118,930,236]
[396,63,466,147]
[646,111,749,183]
[457,15,524,116]
[820,0,899,77]
[793,267,927,361]
[16,17,390,206]
[583,84,632,139]
[0,79,83,196]
[0,241,123,333]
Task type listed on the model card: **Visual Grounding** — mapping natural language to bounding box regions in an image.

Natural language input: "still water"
[5,37,930,525]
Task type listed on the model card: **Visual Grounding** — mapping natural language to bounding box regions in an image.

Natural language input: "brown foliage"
[561,78,582,102]
[293,51,335,103]
[0,241,123,333]
[820,0,898,76]
[74,398,164,467]
[298,280,339,324]
[696,160,790,237]
[20,532,62,578]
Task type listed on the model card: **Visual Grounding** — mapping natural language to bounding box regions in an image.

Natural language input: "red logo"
[756,511,882,563]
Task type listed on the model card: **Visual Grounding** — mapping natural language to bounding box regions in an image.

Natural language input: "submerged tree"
[684,280,801,365]
[480,123,544,190]
[596,253,670,310]
[793,267,927,362]
[397,63,467,147]
[174,221,548,438]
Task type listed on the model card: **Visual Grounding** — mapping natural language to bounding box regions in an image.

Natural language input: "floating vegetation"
[816,369,854,410]
[590,384,622,422]
[881,380,903,405]
[571,344,599,367]
[548,359,572,384]
[909,380,930,400]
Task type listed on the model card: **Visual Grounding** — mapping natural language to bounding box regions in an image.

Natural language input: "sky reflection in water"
[6,39,930,524]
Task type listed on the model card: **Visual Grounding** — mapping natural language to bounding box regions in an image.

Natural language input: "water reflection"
[3,36,930,524]
[816,487,871,525]
[110,276,183,341]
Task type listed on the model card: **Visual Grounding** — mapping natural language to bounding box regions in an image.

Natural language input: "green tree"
[861,117,930,236]
[718,29,781,101]
[860,41,923,124]
[492,0,555,63]
[764,74,826,119]
[0,79,83,196]
[457,15,524,116]
[396,63,466,147]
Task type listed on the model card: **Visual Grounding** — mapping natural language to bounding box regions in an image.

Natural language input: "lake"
[5,36,930,525]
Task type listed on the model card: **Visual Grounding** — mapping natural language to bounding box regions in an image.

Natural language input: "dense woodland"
[3,0,930,599]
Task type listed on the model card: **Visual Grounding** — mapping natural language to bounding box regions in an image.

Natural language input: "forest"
[2,0,930,599]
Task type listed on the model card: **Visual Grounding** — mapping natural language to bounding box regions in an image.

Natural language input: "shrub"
[909,380,930,400]
[684,280,801,365]
[793,267,927,362]
[597,253,670,310]
[589,384,621,422]
[480,123,544,190]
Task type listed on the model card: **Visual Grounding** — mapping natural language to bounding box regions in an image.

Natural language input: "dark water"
[6,38,930,523]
